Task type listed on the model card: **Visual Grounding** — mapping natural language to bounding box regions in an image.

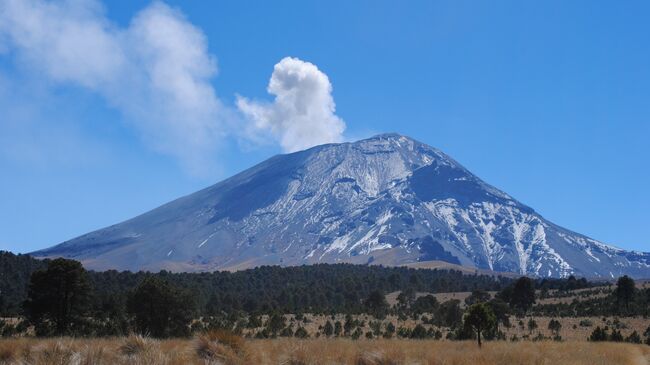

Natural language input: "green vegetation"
[614,275,636,314]
[1,250,649,345]
[23,258,91,336]
[0,251,47,315]
[533,276,650,318]
[503,277,536,313]
[463,303,497,347]
[1,251,512,319]
[548,319,562,338]
[127,276,196,337]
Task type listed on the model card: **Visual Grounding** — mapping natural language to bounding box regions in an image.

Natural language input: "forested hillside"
[0,252,47,314]
[1,250,513,317]
[4,250,649,343]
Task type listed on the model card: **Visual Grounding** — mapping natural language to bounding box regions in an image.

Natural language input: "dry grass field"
[0,335,649,365]
[1,284,648,364]
[244,313,650,342]
[500,316,650,341]
[382,286,650,342]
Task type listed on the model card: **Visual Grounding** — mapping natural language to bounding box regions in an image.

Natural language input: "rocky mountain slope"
[34,134,650,278]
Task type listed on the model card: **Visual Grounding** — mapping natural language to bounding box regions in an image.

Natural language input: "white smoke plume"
[0,1,347,171]
[237,57,346,153]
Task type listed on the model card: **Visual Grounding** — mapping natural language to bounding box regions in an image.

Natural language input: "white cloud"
[0,1,347,170]
[237,57,346,152]
[0,0,224,174]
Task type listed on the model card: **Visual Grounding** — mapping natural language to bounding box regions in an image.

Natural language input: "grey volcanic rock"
[34,134,650,278]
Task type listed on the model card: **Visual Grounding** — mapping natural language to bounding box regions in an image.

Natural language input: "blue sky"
[0,0,648,253]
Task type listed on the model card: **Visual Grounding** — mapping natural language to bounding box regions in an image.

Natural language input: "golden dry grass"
[0,337,648,365]
[257,313,650,343]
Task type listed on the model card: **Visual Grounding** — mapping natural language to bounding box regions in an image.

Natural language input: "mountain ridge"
[33,133,650,278]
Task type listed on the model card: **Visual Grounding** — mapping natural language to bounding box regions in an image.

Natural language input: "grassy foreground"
[1,336,649,365]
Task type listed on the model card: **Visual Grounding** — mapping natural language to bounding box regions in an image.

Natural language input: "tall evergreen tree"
[614,275,635,313]
[127,276,195,338]
[465,290,491,306]
[486,298,510,330]
[464,303,497,347]
[23,258,91,336]
[364,290,388,319]
[323,320,334,337]
[509,277,536,313]
[396,287,416,310]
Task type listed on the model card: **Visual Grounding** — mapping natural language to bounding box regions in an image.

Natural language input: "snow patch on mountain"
[33,133,650,278]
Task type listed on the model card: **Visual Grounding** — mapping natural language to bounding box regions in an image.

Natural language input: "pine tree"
[323,320,334,337]
[23,258,91,336]
[294,326,309,338]
[614,276,635,314]
[464,303,497,347]
[509,277,536,313]
[548,319,562,336]
[127,276,195,338]
[527,319,538,335]
[589,326,608,341]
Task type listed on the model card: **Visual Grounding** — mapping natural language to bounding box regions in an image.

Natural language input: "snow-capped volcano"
[34,133,650,278]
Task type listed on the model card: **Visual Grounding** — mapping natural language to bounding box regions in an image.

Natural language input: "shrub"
[428,328,443,340]
[410,324,428,339]
[294,327,309,338]
[210,330,245,353]
[323,321,334,337]
[120,334,155,357]
[609,329,624,342]
[266,313,287,336]
[579,319,593,327]
[532,333,546,342]
[370,320,382,337]
[589,326,608,342]
[40,341,75,364]
[280,327,294,337]
[334,321,342,337]
[1,322,16,337]
[626,330,641,344]
[247,315,262,328]
[397,327,411,338]
[355,350,387,365]
[548,319,562,336]
[383,322,395,338]
[612,318,627,329]
[195,330,245,364]
[254,329,269,339]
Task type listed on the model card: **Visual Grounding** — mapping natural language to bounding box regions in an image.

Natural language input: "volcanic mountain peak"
[34,133,650,278]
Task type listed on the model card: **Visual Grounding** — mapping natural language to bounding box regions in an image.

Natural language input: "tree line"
[1,251,513,319]
[1,251,648,345]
